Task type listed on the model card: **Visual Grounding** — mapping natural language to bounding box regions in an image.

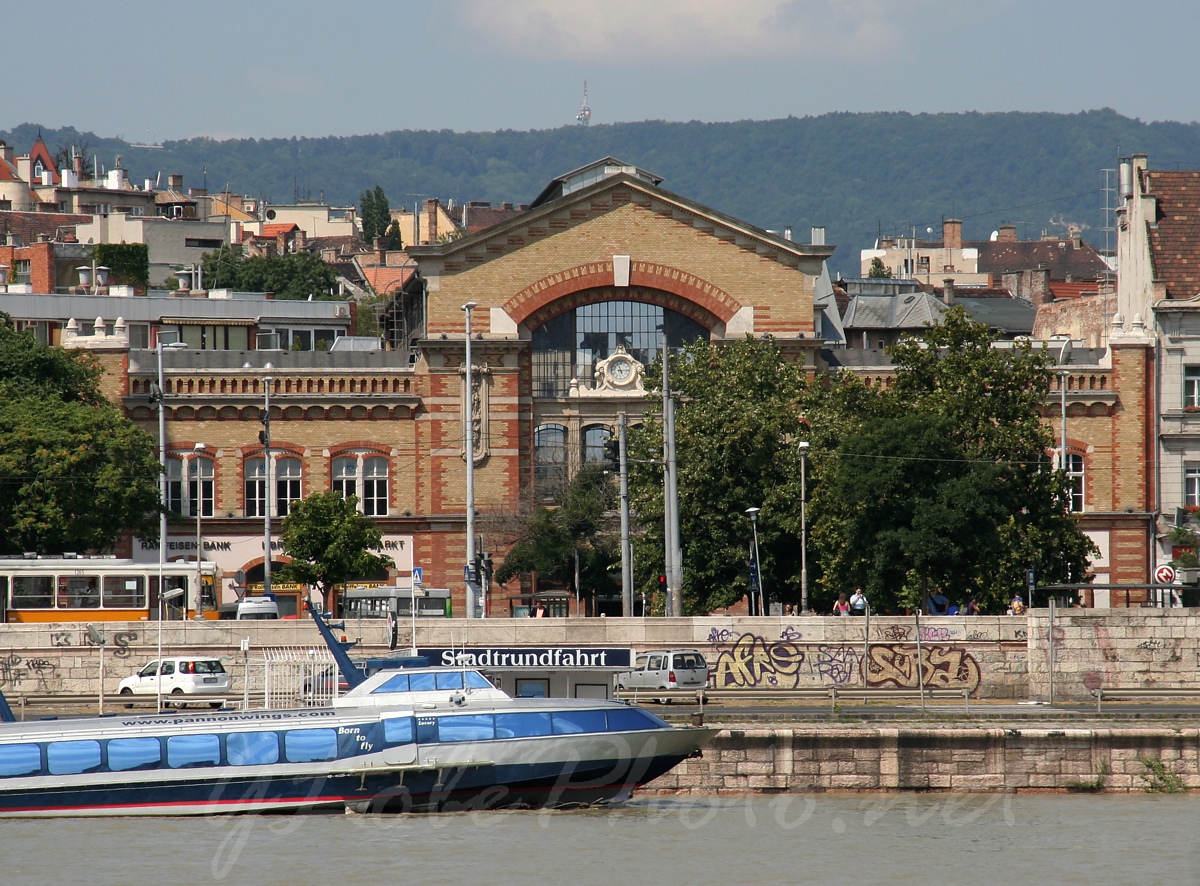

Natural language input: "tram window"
[383,717,415,744]
[494,712,552,738]
[284,728,338,763]
[58,576,100,608]
[167,734,220,768]
[606,708,667,732]
[438,714,495,742]
[227,732,280,766]
[0,743,41,777]
[47,740,102,775]
[435,672,464,690]
[371,673,410,694]
[551,710,608,735]
[107,737,162,772]
[11,576,53,609]
[103,575,145,608]
[408,673,436,691]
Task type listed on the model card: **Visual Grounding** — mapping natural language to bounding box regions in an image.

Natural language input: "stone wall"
[651,726,1200,793]
[0,610,1195,699]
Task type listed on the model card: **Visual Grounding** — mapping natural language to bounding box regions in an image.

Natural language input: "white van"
[218,597,281,620]
[616,650,709,701]
[117,657,231,707]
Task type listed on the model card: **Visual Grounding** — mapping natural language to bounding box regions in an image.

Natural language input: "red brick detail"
[505,261,742,328]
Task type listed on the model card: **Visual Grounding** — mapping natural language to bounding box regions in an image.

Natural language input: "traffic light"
[603,437,620,471]
[657,574,667,594]
[482,554,494,583]
[258,408,270,446]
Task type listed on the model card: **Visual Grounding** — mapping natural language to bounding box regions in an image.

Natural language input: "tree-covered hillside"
[6,110,1200,277]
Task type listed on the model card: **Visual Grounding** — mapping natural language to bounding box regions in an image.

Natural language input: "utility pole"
[618,413,632,616]
[463,302,479,619]
[662,337,683,617]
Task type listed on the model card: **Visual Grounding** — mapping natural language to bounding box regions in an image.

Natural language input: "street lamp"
[150,333,187,623]
[746,507,764,616]
[799,440,809,615]
[192,442,207,615]
[462,302,479,619]
[261,365,274,600]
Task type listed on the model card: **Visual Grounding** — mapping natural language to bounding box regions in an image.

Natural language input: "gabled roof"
[260,223,300,238]
[27,135,59,186]
[529,157,663,208]
[360,263,415,295]
[1145,169,1200,299]
[843,292,944,330]
[976,238,1108,281]
[0,210,90,244]
[155,189,195,206]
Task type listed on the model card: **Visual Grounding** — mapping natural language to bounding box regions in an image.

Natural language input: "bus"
[342,585,452,620]
[0,557,218,623]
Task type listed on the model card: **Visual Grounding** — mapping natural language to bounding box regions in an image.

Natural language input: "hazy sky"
[10,0,1197,140]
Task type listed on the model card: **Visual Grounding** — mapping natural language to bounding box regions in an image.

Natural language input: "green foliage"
[1066,760,1108,793]
[92,243,149,289]
[493,464,617,606]
[628,337,810,614]
[381,219,404,250]
[199,245,340,300]
[360,184,392,246]
[0,317,161,554]
[276,491,394,602]
[867,257,892,278]
[1139,757,1186,793]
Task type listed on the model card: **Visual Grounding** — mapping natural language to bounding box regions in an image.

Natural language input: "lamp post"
[799,440,809,615]
[192,443,207,616]
[746,507,764,616]
[462,302,479,619]
[261,365,274,600]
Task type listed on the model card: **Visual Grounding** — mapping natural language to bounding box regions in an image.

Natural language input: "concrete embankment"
[649,723,1200,794]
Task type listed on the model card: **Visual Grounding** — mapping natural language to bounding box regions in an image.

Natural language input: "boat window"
[606,708,669,732]
[437,714,496,742]
[107,737,162,772]
[227,732,280,766]
[494,712,553,738]
[0,743,41,777]
[436,672,464,690]
[408,673,437,691]
[371,673,410,694]
[167,734,221,768]
[516,679,549,698]
[416,716,439,743]
[383,717,415,744]
[465,672,493,689]
[284,728,338,763]
[551,710,608,735]
[47,740,102,775]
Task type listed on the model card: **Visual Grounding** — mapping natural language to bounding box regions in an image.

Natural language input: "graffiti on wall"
[0,652,62,691]
[712,633,807,688]
[50,629,139,658]
[866,644,981,692]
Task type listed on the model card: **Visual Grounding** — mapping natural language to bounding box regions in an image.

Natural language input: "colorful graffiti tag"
[867,644,981,692]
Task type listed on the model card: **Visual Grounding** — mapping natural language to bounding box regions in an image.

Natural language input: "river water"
[4,793,1196,884]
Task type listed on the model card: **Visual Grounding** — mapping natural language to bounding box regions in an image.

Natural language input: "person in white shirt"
[849,588,867,616]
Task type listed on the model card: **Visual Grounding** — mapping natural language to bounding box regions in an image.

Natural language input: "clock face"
[609,358,634,383]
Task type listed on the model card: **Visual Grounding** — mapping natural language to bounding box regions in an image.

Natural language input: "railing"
[614,687,972,713]
[1091,687,1200,713]
[5,693,250,720]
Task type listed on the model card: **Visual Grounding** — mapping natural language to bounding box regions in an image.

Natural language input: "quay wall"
[650,726,1200,793]
[0,610,1197,700]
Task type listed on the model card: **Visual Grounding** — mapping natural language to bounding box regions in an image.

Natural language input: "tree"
[276,491,394,609]
[380,218,404,251]
[360,184,392,246]
[628,337,810,614]
[867,256,893,278]
[811,307,1096,612]
[493,464,617,610]
[0,316,161,554]
[199,246,340,300]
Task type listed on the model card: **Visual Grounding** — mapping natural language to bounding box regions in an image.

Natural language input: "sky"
[8,0,1199,141]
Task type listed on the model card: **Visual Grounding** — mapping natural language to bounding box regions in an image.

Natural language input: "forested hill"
[5,109,1200,277]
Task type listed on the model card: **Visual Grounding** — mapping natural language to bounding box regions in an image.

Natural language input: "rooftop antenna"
[576,81,591,126]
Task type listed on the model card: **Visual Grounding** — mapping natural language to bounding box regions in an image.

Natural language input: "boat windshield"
[371,671,493,694]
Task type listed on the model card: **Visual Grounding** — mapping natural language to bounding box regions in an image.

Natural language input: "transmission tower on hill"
[576,81,591,126]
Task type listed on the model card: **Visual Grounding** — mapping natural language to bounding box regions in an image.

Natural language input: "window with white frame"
[244,458,267,518]
[168,453,213,517]
[1065,452,1084,513]
[1187,368,1200,409]
[534,424,568,494]
[244,455,303,517]
[332,454,389,516]
[1186,466,1200,509]
[275,457,302,516]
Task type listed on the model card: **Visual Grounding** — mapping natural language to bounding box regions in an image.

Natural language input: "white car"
[117,657,230,708]
[616,650,709,702]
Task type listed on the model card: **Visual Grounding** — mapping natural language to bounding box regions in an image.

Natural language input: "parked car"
[117,657,230,708]
[616,650,709,702]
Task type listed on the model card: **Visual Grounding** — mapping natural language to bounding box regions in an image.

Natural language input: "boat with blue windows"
[0,610,716,817]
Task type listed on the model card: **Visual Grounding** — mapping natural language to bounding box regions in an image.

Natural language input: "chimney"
[73,153,83,178]
[998,224,1017,242]
[423,198,438,245]
[810,226,825,245]
[0,141,12,165]
[943,219,963,249]
[1071,232,1082,249]
[1031,267,1051,305]
[293,229,306,252]
[376,237,386,265]
[942,278,955,305]
[168,174,183,191]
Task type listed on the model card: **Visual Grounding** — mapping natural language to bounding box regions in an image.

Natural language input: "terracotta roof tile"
[361,264,415,295]
[0,210,90,244]
[1145,170,1200,300]
[975,239,1108,280]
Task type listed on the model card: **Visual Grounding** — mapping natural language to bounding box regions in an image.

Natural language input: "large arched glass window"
[1065,452,1084,513]
[531,300,707,397]
[535,425,568,494]
[582,425,613,464]
[276,457,302,516]
[244,456,302,517]
[332,454,389,516]
[167,453,213,517]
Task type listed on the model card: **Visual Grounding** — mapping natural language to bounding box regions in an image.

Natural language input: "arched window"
[582,425,613,464]
[1065,452,1085,513]
[244,455,303,517]
[244,458,267,518]
[332,454,389,516]
[535,425,568,494]
[276,457,302,516]
[167,453,213,517]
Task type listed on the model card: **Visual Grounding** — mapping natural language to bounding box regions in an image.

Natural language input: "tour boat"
[0,609,716,817]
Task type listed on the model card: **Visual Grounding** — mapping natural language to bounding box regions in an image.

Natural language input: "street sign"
[412,567,423,585]
[1155,564,1177,585]
[464,564,473,582]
